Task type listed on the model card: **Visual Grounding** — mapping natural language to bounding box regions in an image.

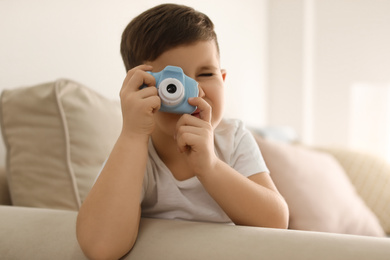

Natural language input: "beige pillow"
[0,79,122,210]
[317,147,390,234]
[254,136,385,236]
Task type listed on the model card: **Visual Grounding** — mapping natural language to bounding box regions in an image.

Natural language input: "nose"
[197,84,205,98]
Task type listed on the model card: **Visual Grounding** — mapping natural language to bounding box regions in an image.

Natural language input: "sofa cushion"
[254,136,385,237]
[0,167,11,205]
[0,79,122,210]
[317,147,390,234]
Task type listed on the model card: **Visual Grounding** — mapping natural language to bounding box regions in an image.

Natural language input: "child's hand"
[175,97,218,175]
[119,65,160,140]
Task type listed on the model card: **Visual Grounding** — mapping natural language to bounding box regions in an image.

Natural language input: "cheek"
[204,85,225,126]
[204,84,224,107]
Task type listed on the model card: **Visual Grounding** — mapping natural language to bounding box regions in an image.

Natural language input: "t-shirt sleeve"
[230,121,269,177]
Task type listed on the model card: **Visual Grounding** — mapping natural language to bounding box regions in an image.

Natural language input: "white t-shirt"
[141,118,269,224]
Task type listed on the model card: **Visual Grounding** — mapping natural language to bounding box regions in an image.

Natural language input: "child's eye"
[198,73,213,77]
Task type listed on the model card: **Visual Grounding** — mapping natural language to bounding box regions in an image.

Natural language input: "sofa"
[0,79,389,260]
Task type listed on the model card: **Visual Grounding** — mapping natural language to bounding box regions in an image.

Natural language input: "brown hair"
[120,4,219,71]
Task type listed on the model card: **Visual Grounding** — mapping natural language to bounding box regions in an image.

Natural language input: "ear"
[221,69,227,82]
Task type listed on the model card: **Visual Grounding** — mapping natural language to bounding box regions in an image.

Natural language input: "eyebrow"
[198,65,219,71]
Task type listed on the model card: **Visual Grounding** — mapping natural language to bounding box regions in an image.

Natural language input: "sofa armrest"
[0,206,86,259]
[132,218,390,260]
[1,206,390,260]
[0,167,11,205]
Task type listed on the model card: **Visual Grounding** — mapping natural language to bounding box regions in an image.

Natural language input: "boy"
[77,4,288,260]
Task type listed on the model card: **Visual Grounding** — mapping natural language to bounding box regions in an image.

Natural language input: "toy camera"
[144,66,199,114]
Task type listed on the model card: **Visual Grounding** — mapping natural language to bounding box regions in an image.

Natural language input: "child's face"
[147,40,226,137]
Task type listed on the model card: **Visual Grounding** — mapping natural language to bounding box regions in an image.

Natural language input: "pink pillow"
[255,136,385,236]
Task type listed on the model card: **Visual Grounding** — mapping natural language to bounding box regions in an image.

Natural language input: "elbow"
[258,197,290,229]
[76,217,137,260]
[232,196,290,229]
[272,198,289,229]
[80,242,135,260]
[273,213,289,230]
[77,235,136,260]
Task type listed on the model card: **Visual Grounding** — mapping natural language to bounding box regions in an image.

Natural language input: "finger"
[143,95,161,113]
[176,125,203,140]
[176,132,199,153]
[122,65,155,91]
[123,65,152,86]
[188,97,212,123]
[128,71,155,92]
[176,114,205,133]
[138,85,158,99]
[175,116,210,152]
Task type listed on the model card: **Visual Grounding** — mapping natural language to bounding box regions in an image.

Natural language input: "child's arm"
[76,65,159,260]
[198,163,289,228]
[176,97,289,228]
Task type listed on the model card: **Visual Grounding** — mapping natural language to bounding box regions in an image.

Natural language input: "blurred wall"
[0,0,268,165]
[1,0,390,164]
[267,0,390,157]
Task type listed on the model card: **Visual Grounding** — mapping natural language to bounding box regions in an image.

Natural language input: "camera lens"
[166,84,177,94]
[158,78,185,106]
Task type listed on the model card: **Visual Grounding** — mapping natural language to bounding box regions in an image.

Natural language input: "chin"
[210,114,223,129]
[154,112,180,135]
[157,111,181,120]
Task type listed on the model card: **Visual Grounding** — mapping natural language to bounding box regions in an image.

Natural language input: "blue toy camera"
[145,66,199,114]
